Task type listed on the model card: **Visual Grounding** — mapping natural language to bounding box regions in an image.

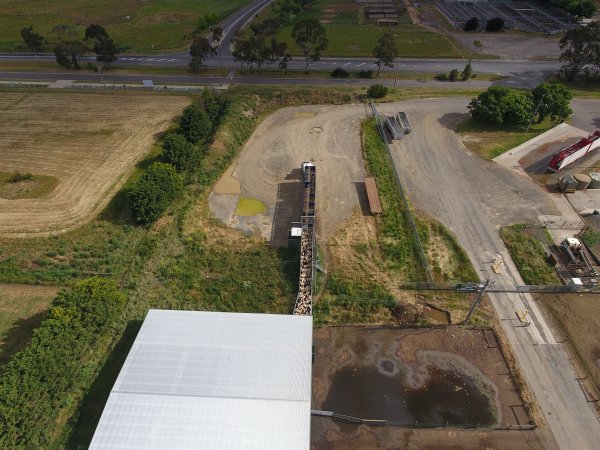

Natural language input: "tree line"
[559,21,600,81]
[0,278,125,448]
[22,24,119,69]
[129,88,228,224]
[468,83,573,127]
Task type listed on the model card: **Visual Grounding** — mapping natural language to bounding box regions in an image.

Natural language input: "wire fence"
[370,101,433,283]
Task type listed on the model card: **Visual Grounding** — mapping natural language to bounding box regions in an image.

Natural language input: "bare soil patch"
[0,92,188,237]
[539,293,600,393]
[312,326,538,449]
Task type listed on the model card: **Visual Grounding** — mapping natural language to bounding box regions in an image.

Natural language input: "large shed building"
[89,309,313,449]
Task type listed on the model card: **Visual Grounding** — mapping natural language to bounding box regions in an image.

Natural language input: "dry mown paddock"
[0,92,189,237]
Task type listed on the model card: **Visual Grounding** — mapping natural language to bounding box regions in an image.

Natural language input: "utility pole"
[392,59,400,92]
[464,279,490,326]
[525,94,545,134]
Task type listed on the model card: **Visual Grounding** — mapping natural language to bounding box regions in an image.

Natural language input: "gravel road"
[379,98,600,450]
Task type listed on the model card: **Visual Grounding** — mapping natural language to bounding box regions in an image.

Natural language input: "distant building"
[89,309,313,449]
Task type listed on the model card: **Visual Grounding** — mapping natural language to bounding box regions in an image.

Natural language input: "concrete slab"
[566,189,600,214]
[494,123,588,174]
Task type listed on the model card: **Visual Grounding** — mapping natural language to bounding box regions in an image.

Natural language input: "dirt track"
[0,92,188,237]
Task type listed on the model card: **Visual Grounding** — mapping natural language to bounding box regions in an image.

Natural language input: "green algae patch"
[235,197,267,216]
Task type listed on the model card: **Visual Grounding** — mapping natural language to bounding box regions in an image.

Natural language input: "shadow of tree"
[98,152,165,225]
[66,320,142,450]
[0,310,48,370]
[437,112,469,130]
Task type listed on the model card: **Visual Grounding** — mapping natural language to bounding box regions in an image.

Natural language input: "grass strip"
[500,224,560,285]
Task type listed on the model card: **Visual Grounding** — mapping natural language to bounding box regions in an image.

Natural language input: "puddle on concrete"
[235,197,267,216]
[213,163,241,194]
[323,364,495,426]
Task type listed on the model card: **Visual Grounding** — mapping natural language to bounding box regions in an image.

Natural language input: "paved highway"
[0,54,560,88]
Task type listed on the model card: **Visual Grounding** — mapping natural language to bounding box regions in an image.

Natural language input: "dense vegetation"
[468,84,572,126]
[560,22,600,81]
[130,88,228,224]
[0,278,125,449]
[543,0,596,18]
[129,162,184,224]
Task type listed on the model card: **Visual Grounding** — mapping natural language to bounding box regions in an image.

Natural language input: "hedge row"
[130,89,228,224]
[0,278,125,449]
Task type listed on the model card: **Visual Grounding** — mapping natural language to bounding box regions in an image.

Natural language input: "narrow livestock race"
[294,162,317,316]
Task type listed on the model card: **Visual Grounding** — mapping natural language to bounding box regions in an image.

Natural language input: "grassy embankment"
[0,0,251,53]
[500,224,560,285]
[315,118,484,326]
[457,117,556,160]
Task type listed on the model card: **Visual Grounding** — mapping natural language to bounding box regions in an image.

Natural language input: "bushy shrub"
[461,60,473,81]
[367,83,389,98]
[486,17,505,32]
[0,278,125,448]
[331,67,349,78]
[162,133,203,172]
[9,172,34,182]
[448,68,459,81]
[468,86,533,126]
[464,17,479,31]
[358,69,374,79]
[130,162,183,224]
[198,88,227,131]
[435,73,448,81]
[179,103,213,143]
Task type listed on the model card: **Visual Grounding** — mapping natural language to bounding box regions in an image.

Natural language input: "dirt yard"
[209,104,369,245]
[0,92,189,237]
[311,326,540,449]
[539,293,600,395]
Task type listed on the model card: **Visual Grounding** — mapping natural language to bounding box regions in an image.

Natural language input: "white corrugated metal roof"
[90,310,313,449]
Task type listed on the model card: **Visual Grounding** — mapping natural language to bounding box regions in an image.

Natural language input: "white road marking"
[344,62,351,66]
[357,63,365,67]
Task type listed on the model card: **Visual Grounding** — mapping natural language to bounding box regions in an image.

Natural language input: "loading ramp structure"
[293,162,317,315]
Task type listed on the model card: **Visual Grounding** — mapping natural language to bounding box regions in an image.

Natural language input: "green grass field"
[0,172,58,199]
[276,23,462,58]
[0,0,251,53]
[500,224,560,285]
[457,117,556,160]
